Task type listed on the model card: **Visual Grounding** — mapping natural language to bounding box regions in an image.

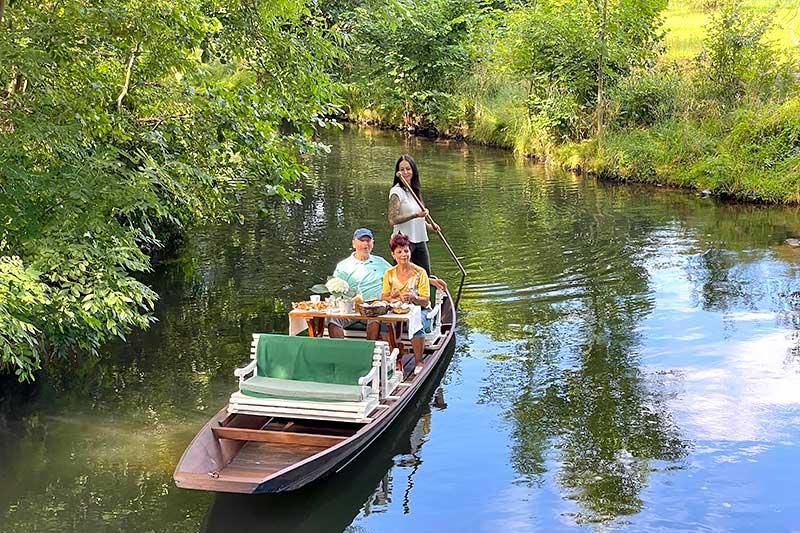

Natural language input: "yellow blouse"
[381,264,430,301]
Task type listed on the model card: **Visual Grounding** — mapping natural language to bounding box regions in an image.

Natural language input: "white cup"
[310,295,321,303]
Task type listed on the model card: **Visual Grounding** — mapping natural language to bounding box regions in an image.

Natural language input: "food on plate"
[360,300,391,317]
[292,301,328,311]
[390,302,411,314]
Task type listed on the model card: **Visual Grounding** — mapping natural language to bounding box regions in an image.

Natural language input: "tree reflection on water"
[5,126,800,530]
[461,173,696,522]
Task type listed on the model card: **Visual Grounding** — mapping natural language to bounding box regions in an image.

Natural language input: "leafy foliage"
[610,69,682,127]
[343,0,482,129]
[0,257,46,381]
[0,0,342,380]
[495,0,667,107]
[695,0,777,105]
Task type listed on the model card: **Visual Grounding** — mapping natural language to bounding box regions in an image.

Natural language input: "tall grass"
[574,98,800,203]
[664,0,800,61]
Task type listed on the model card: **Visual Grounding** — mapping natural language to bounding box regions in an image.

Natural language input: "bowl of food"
[390,302,411,314]
[360,300,391,317]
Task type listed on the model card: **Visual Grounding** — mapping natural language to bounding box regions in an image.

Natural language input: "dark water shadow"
[201,339,455,533]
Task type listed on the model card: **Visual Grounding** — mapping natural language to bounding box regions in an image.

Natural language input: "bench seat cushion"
[241,375,367,402]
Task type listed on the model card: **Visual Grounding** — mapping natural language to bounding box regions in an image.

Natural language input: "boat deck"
[225,441,328,477]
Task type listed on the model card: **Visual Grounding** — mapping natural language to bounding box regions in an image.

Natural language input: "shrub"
[527,86,582,141]
[695,0,779,105]
[611,70,681,127]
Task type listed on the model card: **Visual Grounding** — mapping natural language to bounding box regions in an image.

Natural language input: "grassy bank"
[558,98,800,203]
[348,83,800,204]
[344,1,800,205]
[349,94,800,204]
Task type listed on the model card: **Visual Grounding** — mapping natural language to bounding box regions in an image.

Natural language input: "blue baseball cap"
[353,228,374,240]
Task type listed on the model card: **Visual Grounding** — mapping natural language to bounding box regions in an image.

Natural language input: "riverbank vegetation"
[338,0,800,202]
[0,1,341,380]
[2,0,798,381]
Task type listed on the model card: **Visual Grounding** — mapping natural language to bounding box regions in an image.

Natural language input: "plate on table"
[390,303,411,314]
[292,301,327,311]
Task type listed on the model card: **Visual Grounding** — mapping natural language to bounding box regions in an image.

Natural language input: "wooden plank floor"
[223,441,328,476]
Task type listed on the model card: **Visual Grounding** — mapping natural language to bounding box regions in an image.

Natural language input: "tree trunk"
[8,72,24,97]
[0,0,7,26]
[596,0,608,152]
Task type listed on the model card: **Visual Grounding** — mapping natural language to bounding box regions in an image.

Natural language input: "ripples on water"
[2,127,800,532]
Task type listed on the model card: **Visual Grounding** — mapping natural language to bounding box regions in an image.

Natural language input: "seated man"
[327,228,391,340]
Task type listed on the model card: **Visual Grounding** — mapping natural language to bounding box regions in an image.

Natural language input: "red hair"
[389,233,411,251]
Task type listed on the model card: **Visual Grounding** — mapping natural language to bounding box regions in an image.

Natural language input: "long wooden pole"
[398,177,467,304]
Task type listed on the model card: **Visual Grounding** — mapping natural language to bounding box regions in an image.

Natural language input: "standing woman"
[387,154,440,275]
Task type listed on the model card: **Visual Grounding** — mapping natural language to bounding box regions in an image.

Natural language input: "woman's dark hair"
[389,233,411,252]
[393,154,421,199]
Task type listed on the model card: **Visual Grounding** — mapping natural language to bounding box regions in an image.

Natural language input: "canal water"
[2,126,800,532]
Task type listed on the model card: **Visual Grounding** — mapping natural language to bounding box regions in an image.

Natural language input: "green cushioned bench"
[241,377,366,402]
[228,334,395,422]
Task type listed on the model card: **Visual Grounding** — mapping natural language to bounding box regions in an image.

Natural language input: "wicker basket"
[360,302,390,317]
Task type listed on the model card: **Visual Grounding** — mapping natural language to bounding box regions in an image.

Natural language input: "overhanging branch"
[116,41,142,113]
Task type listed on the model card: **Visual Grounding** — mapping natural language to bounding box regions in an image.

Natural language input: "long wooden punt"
[174,290,456,494]
[201,344,454,532]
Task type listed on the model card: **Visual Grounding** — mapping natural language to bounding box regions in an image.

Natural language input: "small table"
[288,307,422,357]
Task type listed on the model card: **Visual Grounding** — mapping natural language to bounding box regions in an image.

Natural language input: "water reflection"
[480,307,689,522]
[3,126,800,531]
[459,162,692,521]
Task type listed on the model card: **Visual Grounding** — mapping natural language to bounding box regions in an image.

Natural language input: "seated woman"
[381,233,431,376]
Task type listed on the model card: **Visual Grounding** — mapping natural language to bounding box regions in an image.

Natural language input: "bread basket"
[360,301,390,317]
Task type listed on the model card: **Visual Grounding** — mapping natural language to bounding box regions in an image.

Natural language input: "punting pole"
[397,176,467,308]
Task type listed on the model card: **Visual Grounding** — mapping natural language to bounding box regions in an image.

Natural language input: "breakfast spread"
[291,301,329,311]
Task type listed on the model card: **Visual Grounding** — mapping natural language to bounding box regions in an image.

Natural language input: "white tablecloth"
[289,305,423,337]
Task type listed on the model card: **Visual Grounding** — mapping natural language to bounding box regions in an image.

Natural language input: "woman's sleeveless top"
[389,184,428,243]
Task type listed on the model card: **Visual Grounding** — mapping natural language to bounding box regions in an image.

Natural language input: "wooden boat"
[173,289,456,494]
[201,345,453,532]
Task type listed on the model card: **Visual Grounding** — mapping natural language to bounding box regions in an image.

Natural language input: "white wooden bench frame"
[227,335,398,423]
[375,343,401,400]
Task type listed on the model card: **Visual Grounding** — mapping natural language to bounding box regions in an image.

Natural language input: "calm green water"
[2,127,800,532]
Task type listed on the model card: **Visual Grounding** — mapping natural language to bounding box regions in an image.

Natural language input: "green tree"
[696,0,782,106]
[495,0,666,141]
[343,0,481,129]
[0,0,342,380]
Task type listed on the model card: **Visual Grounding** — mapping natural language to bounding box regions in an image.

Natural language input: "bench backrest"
[256,334,375,385]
